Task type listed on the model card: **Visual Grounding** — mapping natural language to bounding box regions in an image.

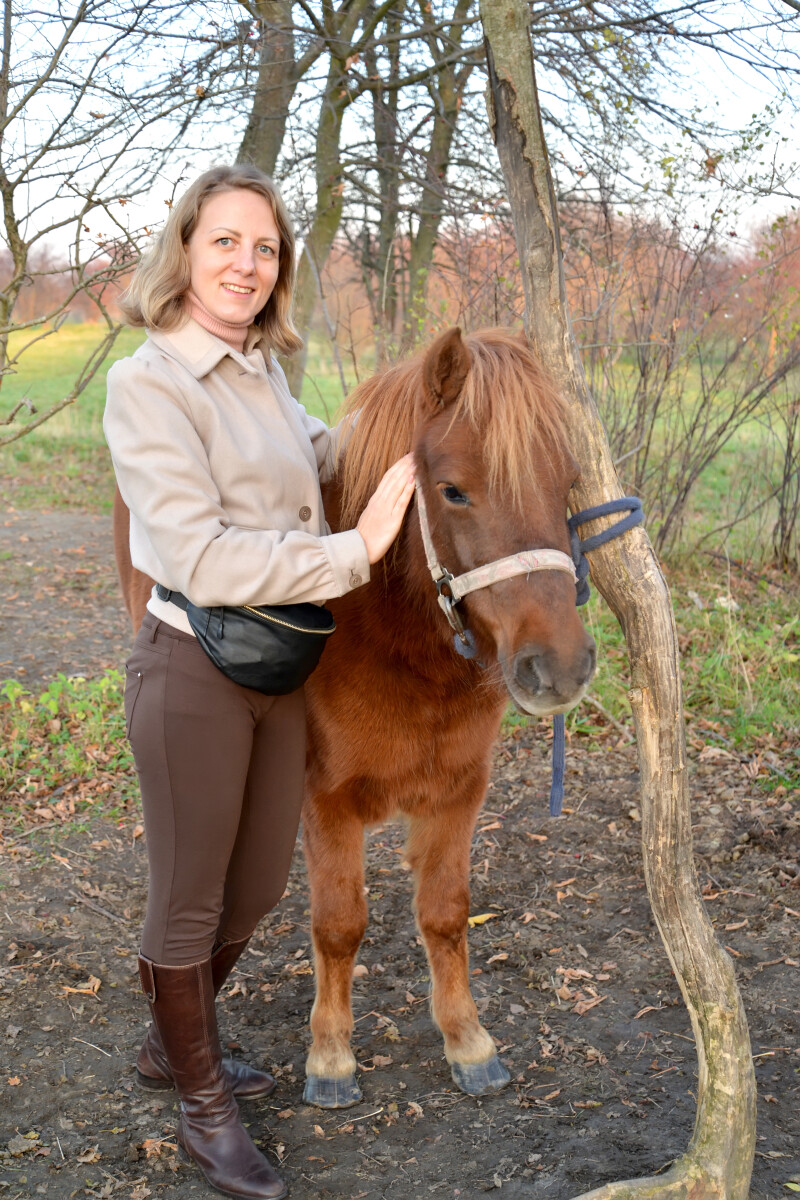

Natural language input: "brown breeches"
[125,613,306,965]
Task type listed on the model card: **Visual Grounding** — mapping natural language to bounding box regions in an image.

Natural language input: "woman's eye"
[258,244,276,256]
[217,237,232,247]
[440,483,469,506]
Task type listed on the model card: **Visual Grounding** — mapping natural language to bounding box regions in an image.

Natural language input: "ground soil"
[1,510,798,1200]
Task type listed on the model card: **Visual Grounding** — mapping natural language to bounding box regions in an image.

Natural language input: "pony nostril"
[584,644,597,683]
[515,653,549,695]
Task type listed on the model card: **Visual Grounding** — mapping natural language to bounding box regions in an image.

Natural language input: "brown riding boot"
[138,955,286,1200]
[136,938,275,1099]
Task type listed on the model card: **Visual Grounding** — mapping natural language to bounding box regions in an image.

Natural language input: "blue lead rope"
[549,497,644,816]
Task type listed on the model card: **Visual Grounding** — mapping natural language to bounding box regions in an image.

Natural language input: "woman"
[104,164,414,1200]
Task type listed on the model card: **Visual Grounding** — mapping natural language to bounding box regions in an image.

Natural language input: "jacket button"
[349,571,363,588]
[298,506,312,521]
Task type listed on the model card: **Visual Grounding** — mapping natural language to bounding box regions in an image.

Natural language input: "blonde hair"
[119,165,303,355]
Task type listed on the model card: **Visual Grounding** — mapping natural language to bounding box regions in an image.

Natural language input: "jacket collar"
[146,318,271,380]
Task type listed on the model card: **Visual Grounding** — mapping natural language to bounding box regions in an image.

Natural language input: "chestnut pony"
[113,327,596,1108]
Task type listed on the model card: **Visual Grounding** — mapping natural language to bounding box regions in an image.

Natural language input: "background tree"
[480,1,757,1196]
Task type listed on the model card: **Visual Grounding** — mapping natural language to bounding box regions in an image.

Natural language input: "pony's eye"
[440,483,469,506]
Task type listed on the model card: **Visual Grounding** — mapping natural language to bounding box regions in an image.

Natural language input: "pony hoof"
[303,1074,362,1108]
[451,1055,511,1096]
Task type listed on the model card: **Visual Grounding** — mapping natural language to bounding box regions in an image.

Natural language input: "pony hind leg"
[302,788,368,1109]
[407,798,511,1097]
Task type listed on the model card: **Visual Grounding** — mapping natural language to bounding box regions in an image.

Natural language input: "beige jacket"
[104,319,369,635]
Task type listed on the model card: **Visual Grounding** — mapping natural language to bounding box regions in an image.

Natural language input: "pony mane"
[335,329,571,529]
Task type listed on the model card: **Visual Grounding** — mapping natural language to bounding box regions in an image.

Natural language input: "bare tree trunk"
[479,3,756,1198]
[364,2,403,360]
[237,0,298,176]
[281,39,355,398]
[401,0,475,352]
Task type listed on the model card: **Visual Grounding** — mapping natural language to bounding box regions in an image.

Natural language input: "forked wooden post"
[479,3,756,1197]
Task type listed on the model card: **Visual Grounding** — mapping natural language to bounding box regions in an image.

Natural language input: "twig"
[702,551,790,593]
[581,694,634,741]
[334,1107,384,1129]
[72,1037,112,1057]
[69,890,128,924]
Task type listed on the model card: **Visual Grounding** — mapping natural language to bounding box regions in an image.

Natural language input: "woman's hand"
[356,454,416,564]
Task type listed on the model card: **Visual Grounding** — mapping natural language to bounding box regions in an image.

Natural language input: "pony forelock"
[336,330,571,529]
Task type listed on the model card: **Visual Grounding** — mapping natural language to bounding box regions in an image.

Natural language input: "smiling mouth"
[222,283,255,295]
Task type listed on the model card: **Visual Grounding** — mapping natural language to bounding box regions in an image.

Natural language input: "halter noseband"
[415,482,578,643]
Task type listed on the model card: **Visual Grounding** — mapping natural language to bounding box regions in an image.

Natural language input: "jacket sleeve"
[103,356,370,608]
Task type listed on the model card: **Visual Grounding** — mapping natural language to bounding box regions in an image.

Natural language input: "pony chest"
[310,671,504,793]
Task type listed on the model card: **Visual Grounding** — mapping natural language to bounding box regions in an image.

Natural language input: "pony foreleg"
[302,793,367,1109]
[407,803,511,1097]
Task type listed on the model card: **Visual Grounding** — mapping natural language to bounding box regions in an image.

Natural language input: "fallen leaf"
[276,1109,295,1119]
[406,1101,423,1118]
[573,995,606,1016]
[487,952,509,964]
[525,833,548,842]
[8,1133,39,1155]
[371,1054,393,1068]
[468,913,497,927]
[77,1145,101,1163]
[313,1124,325,1138]
[352,964,369,978]
[478,821,502,833]
[7,1076,21,1086]
[724,919,749,931]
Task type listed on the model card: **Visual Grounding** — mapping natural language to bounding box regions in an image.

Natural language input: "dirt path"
[1,510,798,1200]
[0,508,131,685]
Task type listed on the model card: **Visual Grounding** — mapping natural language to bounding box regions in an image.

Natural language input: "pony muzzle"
[506,641,597,716]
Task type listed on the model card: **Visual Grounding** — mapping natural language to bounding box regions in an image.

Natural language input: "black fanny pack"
[156,585,336,695]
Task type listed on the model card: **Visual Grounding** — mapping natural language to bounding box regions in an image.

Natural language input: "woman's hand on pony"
[356,454,415,564]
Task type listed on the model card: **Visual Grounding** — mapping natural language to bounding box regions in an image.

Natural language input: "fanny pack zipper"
[241,605,335,636]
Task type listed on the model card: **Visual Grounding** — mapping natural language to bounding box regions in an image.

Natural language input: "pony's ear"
[422,327,471,409]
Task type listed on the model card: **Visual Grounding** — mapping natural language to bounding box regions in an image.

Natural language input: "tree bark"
[237,0,299,176]
[479,3,756,1198]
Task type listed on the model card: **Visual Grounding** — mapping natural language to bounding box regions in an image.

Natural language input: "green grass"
[567,563,799,789]
[0,672,139,837]
[1,324,797,816]
[0,322,343,511]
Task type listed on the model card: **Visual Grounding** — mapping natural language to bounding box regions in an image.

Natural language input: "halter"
[415,483,578,644]
[415,482,644,816]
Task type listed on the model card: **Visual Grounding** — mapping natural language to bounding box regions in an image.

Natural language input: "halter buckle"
[435,572,467,638]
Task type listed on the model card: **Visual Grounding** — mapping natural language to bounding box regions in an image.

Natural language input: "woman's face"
[185,189,281,326]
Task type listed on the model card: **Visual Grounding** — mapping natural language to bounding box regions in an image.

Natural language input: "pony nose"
[514,643,596,700]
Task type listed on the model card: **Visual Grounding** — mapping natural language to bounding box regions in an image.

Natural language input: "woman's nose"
[232,247,256,274]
